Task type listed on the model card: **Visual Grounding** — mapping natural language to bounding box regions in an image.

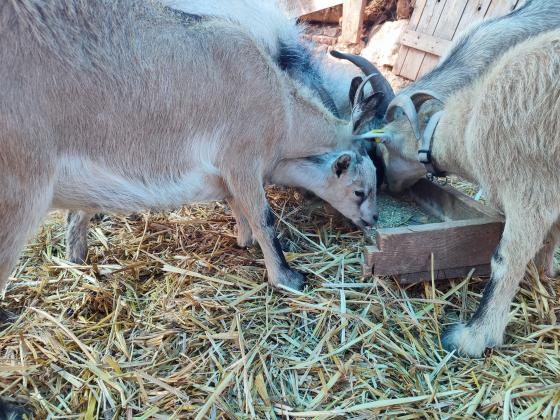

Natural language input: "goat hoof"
[0,397,31,420]
[91,213,105,222]
[235,236,255,249]
[442,323,501,358]
[272,268,305,292]
[0,308,17,329]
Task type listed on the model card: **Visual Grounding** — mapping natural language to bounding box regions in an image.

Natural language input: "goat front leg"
[66,211,94,263]
[442,208,558,357]
[0,397,31,420]
[534,221,560,277]
[1,177,53,295]
[226,179,305,291]
[227,199,254,248]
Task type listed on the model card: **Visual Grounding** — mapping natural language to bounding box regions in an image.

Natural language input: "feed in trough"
[376,193,441,228]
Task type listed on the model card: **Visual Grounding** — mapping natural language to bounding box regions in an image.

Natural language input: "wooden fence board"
[394,0,522,81]
[417,0,469,78]
[393,0,428,75]
[399,0,448,80]
[485,0,520,16]
[400,29,452,56]
[455,0,493,35]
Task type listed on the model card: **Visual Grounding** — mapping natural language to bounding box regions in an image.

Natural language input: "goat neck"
[420,94,479,180]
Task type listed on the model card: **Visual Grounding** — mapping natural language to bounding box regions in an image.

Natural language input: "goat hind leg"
[66,211,93,263]
[534,221,560,277]
[442,208,557,357]
[0,185,52,296]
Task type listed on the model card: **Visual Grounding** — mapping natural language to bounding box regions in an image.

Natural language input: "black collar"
[417,111,447,178]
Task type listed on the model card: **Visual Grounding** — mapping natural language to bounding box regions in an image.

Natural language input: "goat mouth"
[354,219,376,230]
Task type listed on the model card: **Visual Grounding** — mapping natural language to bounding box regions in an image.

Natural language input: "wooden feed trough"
[363,179,504,283]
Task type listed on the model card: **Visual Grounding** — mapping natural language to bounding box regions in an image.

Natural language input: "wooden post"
[340,0,366,44]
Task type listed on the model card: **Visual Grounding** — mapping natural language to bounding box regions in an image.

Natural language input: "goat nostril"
[373,214,379,222]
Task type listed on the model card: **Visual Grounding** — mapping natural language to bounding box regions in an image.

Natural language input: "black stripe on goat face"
[352,92,385,134]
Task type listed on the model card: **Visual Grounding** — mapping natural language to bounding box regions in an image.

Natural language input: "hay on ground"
[1,186,559,419]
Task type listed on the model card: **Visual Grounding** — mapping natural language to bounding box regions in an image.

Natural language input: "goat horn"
[410,90,444,109]
[353,73,382,106]
[330,50,395,103]
[385,95,422,140]
[385,90,444,140]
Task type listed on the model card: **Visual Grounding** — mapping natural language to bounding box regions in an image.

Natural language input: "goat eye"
[354,190,365,198]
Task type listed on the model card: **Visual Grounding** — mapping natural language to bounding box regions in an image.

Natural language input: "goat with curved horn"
[385,95,422,139]
[330,50,395,111]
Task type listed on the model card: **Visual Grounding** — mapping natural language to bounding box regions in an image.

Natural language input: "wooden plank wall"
[394,0,522,81]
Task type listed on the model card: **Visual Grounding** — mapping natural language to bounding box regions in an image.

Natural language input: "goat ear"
[352,91,384,133]
[361,91,384,114]
[332,154,352,177]
[349,76,363,106]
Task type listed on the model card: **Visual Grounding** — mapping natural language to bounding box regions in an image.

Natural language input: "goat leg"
[227,198,255,248]
[0,397,32,420]
[0,173,53,295]
[226,179,305,291]
[66,211,94,264]
[534,221,560,277]
[442,207,558,357]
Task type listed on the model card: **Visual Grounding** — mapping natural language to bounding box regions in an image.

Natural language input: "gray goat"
[65,150,378,263]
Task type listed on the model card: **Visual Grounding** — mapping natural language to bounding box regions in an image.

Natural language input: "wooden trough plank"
[278,0,343,18]
[340,0,366,44]
[397,264,491,283]
[407,179,503,221]
[400,29,452,56]
[364,217,503,276]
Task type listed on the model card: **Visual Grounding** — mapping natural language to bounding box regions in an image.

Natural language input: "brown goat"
[367,29,560,357]
[0,0,380,293]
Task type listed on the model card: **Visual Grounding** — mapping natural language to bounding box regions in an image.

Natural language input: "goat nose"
[373,214,379,223]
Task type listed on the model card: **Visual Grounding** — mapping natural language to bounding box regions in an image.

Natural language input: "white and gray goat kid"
[66,150,378,262]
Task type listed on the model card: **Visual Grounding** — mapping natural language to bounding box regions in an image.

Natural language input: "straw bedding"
[1,186,559,419]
